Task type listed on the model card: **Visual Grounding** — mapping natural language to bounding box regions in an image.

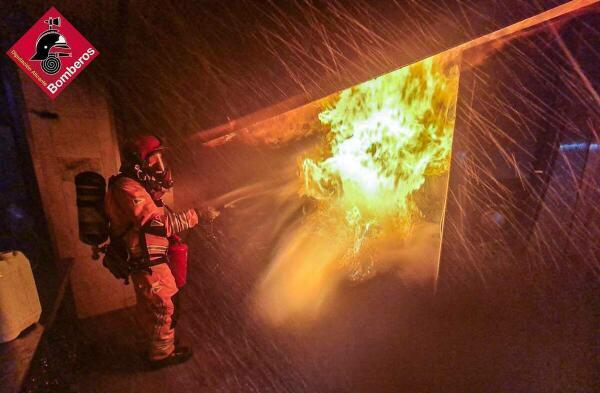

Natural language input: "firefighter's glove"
[102,244,132,284]
[194,205,220,223]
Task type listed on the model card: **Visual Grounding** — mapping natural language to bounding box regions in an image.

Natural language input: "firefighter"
[104,135,218,368]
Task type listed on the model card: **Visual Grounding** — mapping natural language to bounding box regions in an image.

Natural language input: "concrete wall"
[19,74,136,319]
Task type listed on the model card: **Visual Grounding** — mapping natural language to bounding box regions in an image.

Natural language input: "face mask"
[145,151,174,189]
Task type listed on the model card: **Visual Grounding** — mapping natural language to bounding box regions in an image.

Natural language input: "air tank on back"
[75,171,108,246]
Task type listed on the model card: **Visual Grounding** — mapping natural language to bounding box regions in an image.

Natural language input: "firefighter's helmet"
[31,30,70,61]
[123,135,166,163]
[123,135,173,189]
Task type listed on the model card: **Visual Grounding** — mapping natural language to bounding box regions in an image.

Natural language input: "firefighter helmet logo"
[30,17,72,75]
[7,7,99,99]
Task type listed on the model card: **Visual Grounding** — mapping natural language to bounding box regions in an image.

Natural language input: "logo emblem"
[6,7,99,99]
[30,17,72,75]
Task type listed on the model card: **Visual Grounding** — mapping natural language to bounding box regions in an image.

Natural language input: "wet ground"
[20,219,598,393]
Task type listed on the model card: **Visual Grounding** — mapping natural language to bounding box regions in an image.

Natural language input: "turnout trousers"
[131,263,178,361]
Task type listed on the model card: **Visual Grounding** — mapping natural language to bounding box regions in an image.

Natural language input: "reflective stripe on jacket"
[104,176,198,262]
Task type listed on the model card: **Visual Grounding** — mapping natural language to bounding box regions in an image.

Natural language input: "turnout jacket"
[104,176,198,264]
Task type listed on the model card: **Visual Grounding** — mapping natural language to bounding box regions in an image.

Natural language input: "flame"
[302,53,460,260]
[256,52,460,325]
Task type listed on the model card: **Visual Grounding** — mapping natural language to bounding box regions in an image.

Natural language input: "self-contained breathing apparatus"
[75,136,188,285]
[75,171,158,284]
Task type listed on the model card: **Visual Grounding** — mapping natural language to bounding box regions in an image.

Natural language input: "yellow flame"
[302,53,460,260]
[255,53,460,326]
